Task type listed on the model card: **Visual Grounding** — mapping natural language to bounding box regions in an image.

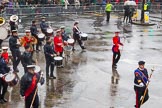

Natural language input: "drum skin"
[38,33,45,41]
[0,26,8,40]
[4,73,19,86]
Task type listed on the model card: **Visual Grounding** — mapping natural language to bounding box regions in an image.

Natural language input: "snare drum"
[64,45,72,56]
[38,33,45,41]
[5,73,19,86]
[67,39,74,46]
[47,28,53,36]
[54,56,63,66]
[79,33,88,41]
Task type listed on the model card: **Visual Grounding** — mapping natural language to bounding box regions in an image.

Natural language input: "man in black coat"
[21,45,36,73]
[9,30,21,72]
[30,20,40,51]
[43,37,56,79]
[40,17,48,36]
[20,65,44,108]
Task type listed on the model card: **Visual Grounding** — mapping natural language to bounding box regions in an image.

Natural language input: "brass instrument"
[10,15,18,22]
[20,35,37,47]
[0,17,9,40]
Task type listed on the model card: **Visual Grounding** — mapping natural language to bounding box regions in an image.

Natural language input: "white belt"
[134,84,145,87]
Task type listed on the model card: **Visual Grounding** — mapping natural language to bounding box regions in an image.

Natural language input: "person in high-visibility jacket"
[105,1,113,22]
[144,3,148,11]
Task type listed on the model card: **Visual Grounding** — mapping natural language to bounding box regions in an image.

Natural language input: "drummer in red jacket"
[53,29,64,57]
[112,31,123,67]
[1,47,9,64]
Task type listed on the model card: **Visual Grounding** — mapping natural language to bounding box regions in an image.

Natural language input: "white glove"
[139,82,144,87]
[20,96,25,100]
[0,74,3,78]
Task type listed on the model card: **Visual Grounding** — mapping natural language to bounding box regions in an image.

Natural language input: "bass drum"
[5,73,19,86]
[0,26,8,40]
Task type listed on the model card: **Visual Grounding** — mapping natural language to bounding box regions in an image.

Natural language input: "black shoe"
[49,76,56,79]
[82,47,86,49]
[2,98,7,102]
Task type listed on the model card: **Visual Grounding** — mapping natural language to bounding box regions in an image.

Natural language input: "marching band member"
[9,30,21,72]
[134,61,149,108]
[44,37,56,79]
[30,20,40,52]
[9,15,18,32]
[40,17,48,36]
[60,26,70,45]
[112,31,123,67]
[72,21,86,51]
[53,29,64,57]
[1,47,9,64]
[0,49,10,104]
[21,45,36,73]
[23,30,35,56]
[20,65,44,108]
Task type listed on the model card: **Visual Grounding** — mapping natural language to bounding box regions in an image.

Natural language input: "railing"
[1,3,162,19]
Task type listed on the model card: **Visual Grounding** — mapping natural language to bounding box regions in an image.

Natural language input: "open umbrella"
[124,1,136,6]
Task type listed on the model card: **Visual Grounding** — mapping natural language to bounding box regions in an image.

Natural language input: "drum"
[0,26,8,40]
[79,33,88,41]
[38,33,45,41]
[5,73,19,86]
[34,65,41,74]
[67,39,74,46]
[54,56,63,66]
[64,45,72,56]
[47,28,53,36]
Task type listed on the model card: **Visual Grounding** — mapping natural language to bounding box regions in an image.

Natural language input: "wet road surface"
[1,13,162,108]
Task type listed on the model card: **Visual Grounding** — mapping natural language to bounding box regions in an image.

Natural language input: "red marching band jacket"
[24,74,37,99]
[1,52,9,64]
[23,36,33,47]
[53,35,63,53]
[112,36,123,52]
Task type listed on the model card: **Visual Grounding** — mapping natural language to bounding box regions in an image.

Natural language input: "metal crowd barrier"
[1,4,162,18]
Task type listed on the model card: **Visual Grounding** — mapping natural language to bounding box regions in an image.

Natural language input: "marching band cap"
[2,46,8,50]
[25,30,31,32]
[138,61,145,65]
[27,65,35,69]
[41,16,46,19]
[115,30,120,33]
[12,29,17,33]
[60,26,65,29]
[56,29,61,33]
